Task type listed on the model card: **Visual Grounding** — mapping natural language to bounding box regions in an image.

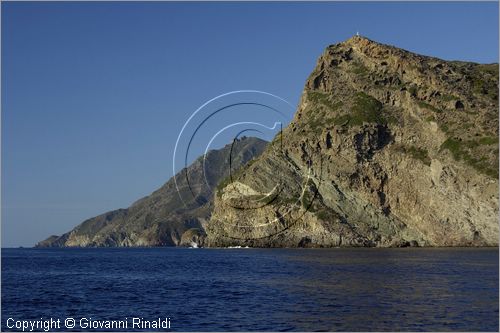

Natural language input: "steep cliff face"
[37,137,267,247]
[207,36,499,247]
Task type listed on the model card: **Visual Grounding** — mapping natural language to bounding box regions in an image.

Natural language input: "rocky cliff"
[207,36,499,247]
[37,137,267,247]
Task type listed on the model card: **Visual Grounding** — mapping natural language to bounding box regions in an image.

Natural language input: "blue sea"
[2,248,499,331]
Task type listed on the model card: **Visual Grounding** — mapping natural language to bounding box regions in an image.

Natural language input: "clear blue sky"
[2,1,498,247]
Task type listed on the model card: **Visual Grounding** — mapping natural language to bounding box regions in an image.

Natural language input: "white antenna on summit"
[356,31,360,36]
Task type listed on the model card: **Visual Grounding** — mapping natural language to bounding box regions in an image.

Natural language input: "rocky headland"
[38,36,499,248]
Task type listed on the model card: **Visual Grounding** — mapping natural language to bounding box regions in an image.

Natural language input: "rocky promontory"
[207,36,499,247]
[38,36,498,248]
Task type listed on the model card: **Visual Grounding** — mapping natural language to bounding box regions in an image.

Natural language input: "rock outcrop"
[207,36,499,247]
[38,36,499,248]
[36,137,267,247]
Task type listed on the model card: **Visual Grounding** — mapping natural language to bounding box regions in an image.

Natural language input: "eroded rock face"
[207,36,499,247]
[179,228,207,247]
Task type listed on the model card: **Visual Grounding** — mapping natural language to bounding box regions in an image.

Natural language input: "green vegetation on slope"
[440,137,498,178]
[405,146,431,166]
[333,92,396,127]
[471,64,499,100]
[307,91,344,112]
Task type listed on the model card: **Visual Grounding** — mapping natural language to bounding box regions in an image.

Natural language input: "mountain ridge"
[36,137,268,247]
[206,35,499,247]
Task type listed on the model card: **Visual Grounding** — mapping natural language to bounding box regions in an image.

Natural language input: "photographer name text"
[6,317,171,332]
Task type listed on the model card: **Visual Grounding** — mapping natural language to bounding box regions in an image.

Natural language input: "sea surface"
[2,247,499,331]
